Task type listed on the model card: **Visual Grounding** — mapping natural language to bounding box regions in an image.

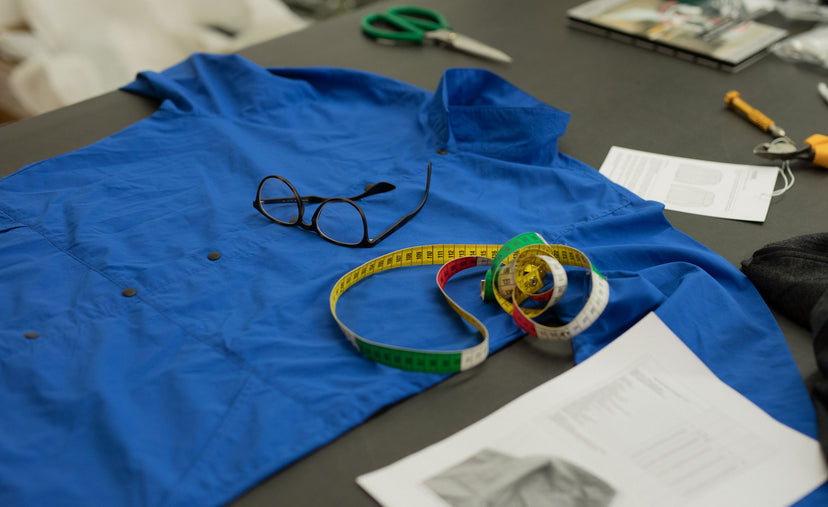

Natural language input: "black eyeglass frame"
[253,162,431,248]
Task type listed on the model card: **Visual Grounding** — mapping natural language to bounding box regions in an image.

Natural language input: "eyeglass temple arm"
[257,181,396,205]
[368,162,431,245]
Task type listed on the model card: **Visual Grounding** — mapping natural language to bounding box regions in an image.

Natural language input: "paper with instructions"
[599,146,779,222]
[357,312,827,507]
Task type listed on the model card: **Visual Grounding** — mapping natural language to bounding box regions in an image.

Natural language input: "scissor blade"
[425,29,512,63]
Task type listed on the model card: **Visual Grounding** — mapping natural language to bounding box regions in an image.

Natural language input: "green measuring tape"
[329,232,609,373]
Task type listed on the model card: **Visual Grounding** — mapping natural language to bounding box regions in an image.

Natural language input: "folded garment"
[742,233,828,328]
[813,290,828,458]
[743,232,828,460]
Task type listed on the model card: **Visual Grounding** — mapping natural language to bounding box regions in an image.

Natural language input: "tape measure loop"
[329,233,609,372]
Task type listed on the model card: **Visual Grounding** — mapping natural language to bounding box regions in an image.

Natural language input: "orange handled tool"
[726,90,828,169]
[753,133,828,169]
[807,134,828,168]
[724,90,787,139]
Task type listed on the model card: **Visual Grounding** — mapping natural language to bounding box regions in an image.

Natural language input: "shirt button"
[437,148,448,155]
[207,251,221,261]
[24,332,39,339]
[122,287,137,297]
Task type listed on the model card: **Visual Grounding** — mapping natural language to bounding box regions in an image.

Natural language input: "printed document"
[598,146,779,222]
[357,312,827,507]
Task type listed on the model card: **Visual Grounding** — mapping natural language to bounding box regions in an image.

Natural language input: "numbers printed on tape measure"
[329,233,609,373]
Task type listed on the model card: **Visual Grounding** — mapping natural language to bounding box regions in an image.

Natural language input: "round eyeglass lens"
[316,200,367,245]
[259,177,300,224]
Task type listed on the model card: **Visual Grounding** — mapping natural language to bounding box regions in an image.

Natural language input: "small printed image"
[424,448,616,507]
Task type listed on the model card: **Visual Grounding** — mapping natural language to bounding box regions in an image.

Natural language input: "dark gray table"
[1,1,826,505]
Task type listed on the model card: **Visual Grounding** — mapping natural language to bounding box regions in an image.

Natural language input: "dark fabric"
[811,290,828,459]
[741,233,828,328]
[743,233,828,460]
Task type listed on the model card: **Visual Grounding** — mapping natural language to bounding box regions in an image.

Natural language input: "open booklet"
[567,0,789,72]
[357,312,827,506]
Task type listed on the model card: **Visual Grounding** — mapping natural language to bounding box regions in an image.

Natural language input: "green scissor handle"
[361,6,452,43]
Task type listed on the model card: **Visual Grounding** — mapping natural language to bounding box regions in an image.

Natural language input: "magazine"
[567,0,789,72]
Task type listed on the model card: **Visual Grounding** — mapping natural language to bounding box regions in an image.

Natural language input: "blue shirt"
[1,53,823,506]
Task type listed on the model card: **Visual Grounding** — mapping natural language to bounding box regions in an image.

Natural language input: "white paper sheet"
[598,146,779,222]
[357,313,827,507]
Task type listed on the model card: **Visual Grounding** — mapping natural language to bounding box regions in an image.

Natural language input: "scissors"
[361,6,512,63]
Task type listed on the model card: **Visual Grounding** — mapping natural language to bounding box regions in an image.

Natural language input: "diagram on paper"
[598,146,779,222]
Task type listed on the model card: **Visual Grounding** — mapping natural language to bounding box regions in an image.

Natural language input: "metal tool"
[753,134,828,169]
[361,6,513,63]
[724,90,787,139]
[725,90,828,169]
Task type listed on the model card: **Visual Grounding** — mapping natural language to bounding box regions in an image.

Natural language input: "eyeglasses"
[253,162,431,248]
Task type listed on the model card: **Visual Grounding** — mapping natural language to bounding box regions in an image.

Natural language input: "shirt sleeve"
[121,53,283,117]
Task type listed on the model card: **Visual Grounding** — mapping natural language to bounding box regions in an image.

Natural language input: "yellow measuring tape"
[329,232,609,373]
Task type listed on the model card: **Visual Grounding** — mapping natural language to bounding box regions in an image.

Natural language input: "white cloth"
[0,0,308,115]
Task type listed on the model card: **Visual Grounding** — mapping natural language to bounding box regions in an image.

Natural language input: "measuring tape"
[329,232,609,373]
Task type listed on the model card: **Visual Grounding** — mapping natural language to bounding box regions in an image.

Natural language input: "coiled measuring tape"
[329,232,609,373]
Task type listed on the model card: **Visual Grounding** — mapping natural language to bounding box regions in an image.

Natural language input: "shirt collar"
[423,68,571,165]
